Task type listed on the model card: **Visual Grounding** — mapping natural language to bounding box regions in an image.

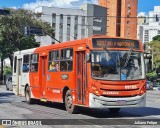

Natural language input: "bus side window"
[48,50,59,72]
[60,48,73,71]
[23,54,30,73]
[30,54,39,72]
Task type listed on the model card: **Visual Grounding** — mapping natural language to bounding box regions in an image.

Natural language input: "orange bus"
[12,35,146,113]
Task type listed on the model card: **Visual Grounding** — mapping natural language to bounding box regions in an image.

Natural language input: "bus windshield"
[91,50,145,80]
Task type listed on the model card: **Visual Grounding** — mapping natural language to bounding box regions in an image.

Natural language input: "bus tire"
[65,90,77,114]
[109,108,121,113]
[25,86,35,104]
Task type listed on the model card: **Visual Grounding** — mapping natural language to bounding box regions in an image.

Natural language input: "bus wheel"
[109,108,121,113]
[25,86,35,104]
[65,90,77,114]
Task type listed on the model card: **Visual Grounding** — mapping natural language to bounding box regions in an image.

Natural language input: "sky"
[0,0,160,15]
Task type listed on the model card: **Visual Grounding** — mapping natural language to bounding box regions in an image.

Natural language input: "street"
[0,85,160,128]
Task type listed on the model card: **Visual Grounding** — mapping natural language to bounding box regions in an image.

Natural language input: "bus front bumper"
[89,93,146,108]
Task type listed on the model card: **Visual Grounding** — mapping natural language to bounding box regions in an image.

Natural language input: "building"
[139,22,160,45]
[35,4,107,45]
[98,0,138,39]
[149,6,160,22]
[137,16,147,40]
[138,6,160,45]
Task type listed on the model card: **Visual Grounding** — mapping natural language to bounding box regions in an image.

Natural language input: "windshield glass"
[91,50,145,80]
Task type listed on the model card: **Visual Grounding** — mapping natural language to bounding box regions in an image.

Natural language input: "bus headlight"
[139,84,146,96]
[91,86,100,95]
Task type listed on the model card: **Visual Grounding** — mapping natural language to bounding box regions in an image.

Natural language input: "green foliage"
[3,66,12,75]
[148,35,160,69]
[0,9,53,79]
[146,71,158,81]
[153,35,160,41]
[0,8,53,65]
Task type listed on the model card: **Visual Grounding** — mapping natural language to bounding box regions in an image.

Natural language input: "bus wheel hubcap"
[26,91,29,101]
[67,95,72,108]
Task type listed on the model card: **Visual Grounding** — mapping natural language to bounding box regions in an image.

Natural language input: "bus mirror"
[86,53,90,62]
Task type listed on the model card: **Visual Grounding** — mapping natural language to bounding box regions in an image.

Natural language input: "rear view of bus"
[88,37,146,113]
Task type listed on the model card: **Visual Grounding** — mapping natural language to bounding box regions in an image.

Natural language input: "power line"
[7,12,160,19]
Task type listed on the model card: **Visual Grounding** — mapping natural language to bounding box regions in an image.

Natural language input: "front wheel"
[25,86,35,104]
[109,108,121,113]
[65,90,77,114]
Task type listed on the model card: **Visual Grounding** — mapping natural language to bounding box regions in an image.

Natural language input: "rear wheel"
[109,108,121,113]
[65,90,77,114]
[25,86,35,104]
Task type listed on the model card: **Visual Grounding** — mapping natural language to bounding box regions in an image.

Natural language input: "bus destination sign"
[92,38,140,49]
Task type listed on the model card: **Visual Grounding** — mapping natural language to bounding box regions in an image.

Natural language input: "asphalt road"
[0,85,160,128]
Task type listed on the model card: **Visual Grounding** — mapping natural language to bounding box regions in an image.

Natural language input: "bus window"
[23,54,30,73]
[60,48,73,71]
[30,54,39,72]
[14,56,17,73]
[48,50,59,72]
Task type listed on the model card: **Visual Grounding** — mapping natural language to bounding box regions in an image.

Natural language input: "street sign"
[24,26,43,36]
[0,9,10,15]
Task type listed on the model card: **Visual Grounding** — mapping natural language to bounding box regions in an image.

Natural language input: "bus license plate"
[116,100,126,105]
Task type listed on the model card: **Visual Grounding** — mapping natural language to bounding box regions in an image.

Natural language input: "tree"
[148,35,160,69]
[153,35,160,41]
[0,8,53,81]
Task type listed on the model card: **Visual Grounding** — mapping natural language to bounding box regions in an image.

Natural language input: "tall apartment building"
[98,0,138,39]
[138,6,160,45]
[137,16,146,39]
[35,4,107,45]
[149,6,160,22]
[139,22,160,44]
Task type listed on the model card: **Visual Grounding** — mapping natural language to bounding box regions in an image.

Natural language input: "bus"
[12,35,146,114]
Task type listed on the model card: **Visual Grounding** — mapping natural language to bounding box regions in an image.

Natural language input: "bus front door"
[76,51,87,105]
[40,56,47,98]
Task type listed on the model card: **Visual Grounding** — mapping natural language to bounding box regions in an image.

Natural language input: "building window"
[60,14,63,19]
[128,2,131,7]
[75,16,78,21]
[23,54,30,73]
[30,54,39,72]
[60,48,73,71]
[145,30,149,34]
[60,23,63,28]
[48,50,59,72]
[82,16,85,25]
[128,9,131,13]
[67,24,70,29]
[52,13,56,18]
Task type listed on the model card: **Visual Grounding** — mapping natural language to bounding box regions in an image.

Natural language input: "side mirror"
[86,53,90,62]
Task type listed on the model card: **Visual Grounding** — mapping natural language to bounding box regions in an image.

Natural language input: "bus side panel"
[29,72,41,99]
[46,72,76,103]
